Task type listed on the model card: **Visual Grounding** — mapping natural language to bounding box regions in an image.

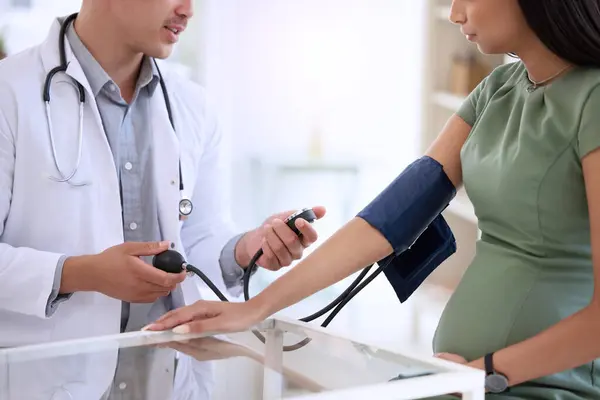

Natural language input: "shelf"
[445,189,477,223]
[435,6,451,21]
[432,91,465,112]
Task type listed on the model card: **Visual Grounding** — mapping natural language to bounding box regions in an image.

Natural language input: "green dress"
[428,61,600,399]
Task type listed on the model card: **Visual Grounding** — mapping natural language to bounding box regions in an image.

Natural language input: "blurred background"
[0,0,510,356]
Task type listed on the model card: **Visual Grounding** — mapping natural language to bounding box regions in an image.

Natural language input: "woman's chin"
[473,42,509,56]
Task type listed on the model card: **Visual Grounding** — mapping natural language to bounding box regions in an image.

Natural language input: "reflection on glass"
[0,318,473,400]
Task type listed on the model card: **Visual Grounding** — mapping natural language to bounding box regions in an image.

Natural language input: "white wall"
[199,0,439,356]
[202,0,427,229]
[0,0,82,54]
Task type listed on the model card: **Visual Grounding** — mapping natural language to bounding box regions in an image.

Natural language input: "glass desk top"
[0,317,484,400]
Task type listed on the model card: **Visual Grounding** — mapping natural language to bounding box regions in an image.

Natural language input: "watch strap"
[484,352,510,393]
[484,352,494,375]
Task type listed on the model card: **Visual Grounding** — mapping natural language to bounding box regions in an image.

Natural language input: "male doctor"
[0,0,325,399]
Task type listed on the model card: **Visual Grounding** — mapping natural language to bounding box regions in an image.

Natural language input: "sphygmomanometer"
[152,155,457,351]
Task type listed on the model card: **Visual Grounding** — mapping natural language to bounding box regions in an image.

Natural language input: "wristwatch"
[484,352,509,393]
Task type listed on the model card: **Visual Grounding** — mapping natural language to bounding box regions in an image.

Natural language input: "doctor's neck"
[73,7,150,103]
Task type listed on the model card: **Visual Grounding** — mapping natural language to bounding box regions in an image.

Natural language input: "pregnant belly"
[432,242,593,362]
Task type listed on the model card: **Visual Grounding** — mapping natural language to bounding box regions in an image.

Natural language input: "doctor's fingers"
[131,259,187,288]
[295,219,318,247]
[121,281,176,303]
[258,236,285,270]
[120,240,171,256]
[271,219,304,258]
[264,224,294,264]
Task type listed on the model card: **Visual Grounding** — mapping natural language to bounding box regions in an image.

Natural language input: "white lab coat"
[0,19,237,400]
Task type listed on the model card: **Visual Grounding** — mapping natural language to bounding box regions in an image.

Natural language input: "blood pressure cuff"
[356,156,458,302]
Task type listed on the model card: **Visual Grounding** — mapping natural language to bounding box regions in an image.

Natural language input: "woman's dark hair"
[517,0,600,67]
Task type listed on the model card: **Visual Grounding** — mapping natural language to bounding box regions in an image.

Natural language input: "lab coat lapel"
[40,19,94,108]
[149,78,187,308]
[150,82,180,245]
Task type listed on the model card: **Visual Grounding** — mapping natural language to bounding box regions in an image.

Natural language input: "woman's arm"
[144,115,471,333]
[462,148,600,386]
[254,114,471,318]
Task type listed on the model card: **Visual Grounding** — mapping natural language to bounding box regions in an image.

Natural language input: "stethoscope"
[43,13,193,220]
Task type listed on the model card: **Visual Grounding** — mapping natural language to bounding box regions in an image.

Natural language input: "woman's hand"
[434,352,468,364]
[143,300,267,334]
[164,336,255,362]
[434,353,469,399]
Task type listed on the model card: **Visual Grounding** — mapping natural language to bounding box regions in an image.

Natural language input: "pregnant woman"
[146,1,600,398]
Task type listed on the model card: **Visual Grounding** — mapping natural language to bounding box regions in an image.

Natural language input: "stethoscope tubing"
[44,13,192,216]
[45,100,86,186]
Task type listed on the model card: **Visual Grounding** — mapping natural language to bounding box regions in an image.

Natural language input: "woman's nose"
[449,0,466,25]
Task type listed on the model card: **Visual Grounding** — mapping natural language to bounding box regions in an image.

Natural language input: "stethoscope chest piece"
[179,197,193,220]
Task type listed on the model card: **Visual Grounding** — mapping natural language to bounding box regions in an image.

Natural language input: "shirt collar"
[138,57,161,96]
[65,23,160,98]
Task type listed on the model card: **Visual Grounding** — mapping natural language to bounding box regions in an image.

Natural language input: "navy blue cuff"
[357,156,456,255]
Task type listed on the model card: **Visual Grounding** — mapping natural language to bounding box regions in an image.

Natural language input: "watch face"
[486,374,509,393]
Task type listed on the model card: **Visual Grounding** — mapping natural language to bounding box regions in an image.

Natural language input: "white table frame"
[254,317,485,400]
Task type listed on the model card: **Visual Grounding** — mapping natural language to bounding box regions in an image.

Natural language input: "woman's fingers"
[143,301,264,337]
[142,301,221,331]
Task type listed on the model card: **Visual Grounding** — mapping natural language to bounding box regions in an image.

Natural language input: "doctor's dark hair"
[517,0,600,67]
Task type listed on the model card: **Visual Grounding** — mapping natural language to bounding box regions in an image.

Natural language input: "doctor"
[0,1,325,399]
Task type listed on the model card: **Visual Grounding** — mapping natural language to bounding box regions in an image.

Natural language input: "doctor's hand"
[62,241,187,303]
[234,206,326,271]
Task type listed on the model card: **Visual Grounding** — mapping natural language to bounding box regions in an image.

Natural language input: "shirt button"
[109,83,117,92]
[124,162,133,171]
[119,382,127,390]
[129,222,137,230]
